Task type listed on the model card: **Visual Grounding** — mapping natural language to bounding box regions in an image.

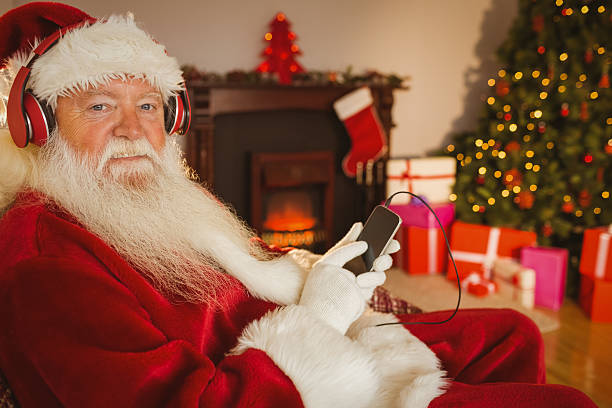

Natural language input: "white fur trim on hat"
[24,13,184,109]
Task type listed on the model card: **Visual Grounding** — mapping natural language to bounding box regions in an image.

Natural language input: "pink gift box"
[388,202,455,229]
[520,246,568,310]
[389,202,454,275]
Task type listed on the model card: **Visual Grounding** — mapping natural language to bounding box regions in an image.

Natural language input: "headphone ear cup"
[164,94,177,134]
[165,92,190,135]
[23,92,54,146]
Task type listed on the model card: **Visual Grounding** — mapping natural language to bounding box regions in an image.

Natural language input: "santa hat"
[0,2,184,123]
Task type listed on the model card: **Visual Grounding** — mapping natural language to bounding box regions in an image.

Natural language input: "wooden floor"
[541,300,612,408]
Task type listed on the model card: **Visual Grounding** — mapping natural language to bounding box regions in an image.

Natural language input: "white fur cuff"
[232,305,381,408]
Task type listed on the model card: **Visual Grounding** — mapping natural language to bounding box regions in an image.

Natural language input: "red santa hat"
[0,2,184,116]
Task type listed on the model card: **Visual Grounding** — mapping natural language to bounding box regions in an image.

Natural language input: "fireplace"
[184,83,397,250]
[252,151,334,252]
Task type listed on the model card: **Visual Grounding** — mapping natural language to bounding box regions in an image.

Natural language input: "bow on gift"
[461,272,497,297]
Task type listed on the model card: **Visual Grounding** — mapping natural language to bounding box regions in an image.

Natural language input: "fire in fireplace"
[251,151,334,252]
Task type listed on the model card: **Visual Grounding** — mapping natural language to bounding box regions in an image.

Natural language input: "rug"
[383,268,561,333]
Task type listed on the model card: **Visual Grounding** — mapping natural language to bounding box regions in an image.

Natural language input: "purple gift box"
[520,246,568,310]
[388,202,455,229]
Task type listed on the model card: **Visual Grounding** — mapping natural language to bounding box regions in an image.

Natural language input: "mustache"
[95,138,162,173]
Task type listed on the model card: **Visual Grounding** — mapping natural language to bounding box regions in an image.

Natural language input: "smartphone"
[343,205,402,276]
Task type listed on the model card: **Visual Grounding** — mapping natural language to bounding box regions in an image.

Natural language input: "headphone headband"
[6,19,190,148]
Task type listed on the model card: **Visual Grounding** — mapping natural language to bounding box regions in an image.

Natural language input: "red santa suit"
[0,192,443,407]
[0,193,598,408]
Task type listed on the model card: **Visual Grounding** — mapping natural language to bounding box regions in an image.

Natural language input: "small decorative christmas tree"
[255,12,305,84]
[448,0,611,293]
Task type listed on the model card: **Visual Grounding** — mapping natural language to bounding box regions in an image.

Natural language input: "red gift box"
[579,226,612,281]
[579,274,612,323]
[447,221,537,281]
[393,225,450,274]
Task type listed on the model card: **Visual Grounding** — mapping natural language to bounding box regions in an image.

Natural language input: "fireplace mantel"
[184,81,399,186]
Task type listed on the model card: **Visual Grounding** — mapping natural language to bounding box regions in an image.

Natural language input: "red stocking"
[333,87,387,177]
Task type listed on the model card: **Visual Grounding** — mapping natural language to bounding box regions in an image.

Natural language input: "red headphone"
[7,23,191,148]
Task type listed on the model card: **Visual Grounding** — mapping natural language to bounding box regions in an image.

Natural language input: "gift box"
[579,226,612,281]
[387,202,455,230]
[390,202,454,275]
[579,274,612,323]
[492,258,536,309]
[447,221,537,281]
[394,225,451,274]
[520,246,568,311]
[386,157,456,204]
[461,272,497,297]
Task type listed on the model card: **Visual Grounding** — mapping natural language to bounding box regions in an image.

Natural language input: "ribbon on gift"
[387,160,455,194]
[428,227,438,274]
[595,231,611,279]
[451,227,501,279]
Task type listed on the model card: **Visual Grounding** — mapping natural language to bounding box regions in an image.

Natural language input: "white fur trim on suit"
[18,14,183,109]
[333,86,374,120]
[232,305,381,408]
[347,310,449,408]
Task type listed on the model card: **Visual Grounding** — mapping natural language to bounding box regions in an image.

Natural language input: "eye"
[141,103,156,111]
[90,104,105,111]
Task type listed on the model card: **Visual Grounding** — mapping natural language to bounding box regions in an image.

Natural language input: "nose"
[112,106,144,140]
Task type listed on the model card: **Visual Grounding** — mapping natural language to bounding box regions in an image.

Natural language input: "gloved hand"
[299,241,372,334]
[328,222,400,301]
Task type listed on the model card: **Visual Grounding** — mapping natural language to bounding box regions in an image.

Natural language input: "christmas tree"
[448,0,611,291]
[256,12,305,84]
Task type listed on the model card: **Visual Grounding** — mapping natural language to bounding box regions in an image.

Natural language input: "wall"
[7,0,517,157]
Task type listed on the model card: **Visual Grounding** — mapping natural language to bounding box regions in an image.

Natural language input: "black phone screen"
[343,206,402,276]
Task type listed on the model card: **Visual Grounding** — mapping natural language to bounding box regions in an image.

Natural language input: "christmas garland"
[181,65,409,88]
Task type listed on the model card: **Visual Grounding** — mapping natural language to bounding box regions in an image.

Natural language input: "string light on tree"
[448,0,611,274]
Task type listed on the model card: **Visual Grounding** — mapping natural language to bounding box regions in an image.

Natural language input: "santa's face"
[55,78,166,184]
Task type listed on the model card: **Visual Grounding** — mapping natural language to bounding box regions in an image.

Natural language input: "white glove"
[329,222,401,301]
[299,241,371,334]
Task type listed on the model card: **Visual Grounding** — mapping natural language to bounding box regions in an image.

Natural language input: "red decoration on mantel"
[255,12,305,84]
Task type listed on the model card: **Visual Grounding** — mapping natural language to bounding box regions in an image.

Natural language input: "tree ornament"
[561,102,570,117]
[476,175,485,185]
[496,79,510,96]
[255,12,305,84]
[537,122,547,133]
[583,153,593,164]
[503,168,523,187]
[580,101,589,121]
[542,223,553,237]
[505,140,521,153]
[578,190,592,207]
[517,191,535,209]
[605,143,612,155]
[561,201,574,213]
[585,49,594,63]
[537,46,546,55]
[599,73,610,88]
[597,168,604,181]
[532,15,545,32]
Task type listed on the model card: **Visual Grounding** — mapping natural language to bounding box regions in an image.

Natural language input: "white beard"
[32,130,305,306]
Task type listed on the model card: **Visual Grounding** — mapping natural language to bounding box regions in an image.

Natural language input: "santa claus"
[0,3,597,408]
